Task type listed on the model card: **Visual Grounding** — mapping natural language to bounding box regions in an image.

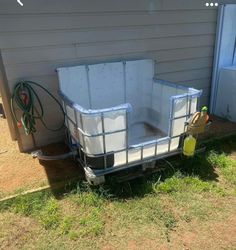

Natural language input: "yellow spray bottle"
[183,134,196,157]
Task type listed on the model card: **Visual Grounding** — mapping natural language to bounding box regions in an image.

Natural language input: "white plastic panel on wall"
[57,66,90,108]
[126,59,154,116]
[88,62,124,109]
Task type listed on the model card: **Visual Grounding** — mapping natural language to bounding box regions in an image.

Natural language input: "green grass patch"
[0,191,62,230]
[207,150,236,187]
[0,191,51,216]
[38,198,60,230]
[153,173,224,196]
[78,207,104,237]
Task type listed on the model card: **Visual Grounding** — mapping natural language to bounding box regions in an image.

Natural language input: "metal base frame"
[78,148,182,185]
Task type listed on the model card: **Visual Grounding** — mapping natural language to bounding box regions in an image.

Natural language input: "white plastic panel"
[58,59,201,165]
[190,98,198,114]
[114,151,127,167]
[104,110,126,133]
[84,136,103,155]
[171,118,186,137]
[128,148,141,163]
[89,62,124,109]
[126,59,154,110]
[57,66,90,108]
[105,131,126,153]
[143,144,156,158]
[82,114,102,135]
[173,97,188,118]
[156,139,169,155]
[170,137,180,151]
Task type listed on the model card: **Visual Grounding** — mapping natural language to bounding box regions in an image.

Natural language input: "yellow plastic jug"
[183,135,196,156]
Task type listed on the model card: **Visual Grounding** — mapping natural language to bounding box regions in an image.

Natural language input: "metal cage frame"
[59,73,202,184]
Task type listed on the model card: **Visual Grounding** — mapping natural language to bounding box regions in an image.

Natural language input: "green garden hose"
[11,80,65,135]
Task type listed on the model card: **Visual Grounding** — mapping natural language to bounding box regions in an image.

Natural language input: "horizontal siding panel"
[157,57,213,74]
[7,46,214,84]
[158,68,212,82]
[152,46,214,62]
[0,22,216,50]
[0,10,217,32]
[2,46,77,65]
[75,35,215,58]
[0,0,215,14]
[178,78,212,89]
[2,44,215,67]
[8,75,59,92]
[4,35,215,79]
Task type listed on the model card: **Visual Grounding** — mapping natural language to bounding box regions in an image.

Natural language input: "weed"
[68,181,113,207]
[153,174,222,195]
[0,192,62,230]
[0,191,50,216]
[38,198,60,230]
[207,151,234,169]
[72,191,104,207]
[60,216,74,235]
[207,151,236,187]
[78,207,104,236]
[68,231,79,240]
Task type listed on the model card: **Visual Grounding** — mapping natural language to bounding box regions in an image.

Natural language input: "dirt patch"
[170,214,236,250]
[0,212,39,250]
[200,115,236,140]
[0,98,82,197]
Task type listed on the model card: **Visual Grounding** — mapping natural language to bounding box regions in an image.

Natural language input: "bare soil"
[0,99,82,197]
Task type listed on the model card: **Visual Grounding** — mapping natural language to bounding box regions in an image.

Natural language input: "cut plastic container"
[57,59,202,182]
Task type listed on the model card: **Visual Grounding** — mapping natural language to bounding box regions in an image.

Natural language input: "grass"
[1,135,236,249]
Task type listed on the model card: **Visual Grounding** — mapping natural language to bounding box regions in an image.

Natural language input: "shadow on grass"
[67,134,236,200]
[30,134,236,200]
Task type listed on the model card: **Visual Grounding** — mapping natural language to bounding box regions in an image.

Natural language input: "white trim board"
[210,4,236,113]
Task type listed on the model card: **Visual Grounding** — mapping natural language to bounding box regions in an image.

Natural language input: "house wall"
[0,0,218,151]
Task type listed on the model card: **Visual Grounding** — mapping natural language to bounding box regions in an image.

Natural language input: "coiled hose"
[11,80,65,135]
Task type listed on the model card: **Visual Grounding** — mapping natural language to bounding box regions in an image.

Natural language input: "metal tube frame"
[63,82,200,178]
